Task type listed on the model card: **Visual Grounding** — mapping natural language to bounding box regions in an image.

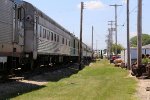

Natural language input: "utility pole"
[96,40,98,53]
[108,21,115,30]
[108,21,115,56]
[92,26,94,59]
[96,40,99,58]
[137,0,142,68]
[108,29,111,58]
[79,2,84,70]
[127,0,131,69]
[107,28,112,58]
[110,4,122,56]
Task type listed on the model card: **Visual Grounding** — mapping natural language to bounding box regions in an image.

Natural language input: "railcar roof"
[23,1,75,37]
[22,1,92,50]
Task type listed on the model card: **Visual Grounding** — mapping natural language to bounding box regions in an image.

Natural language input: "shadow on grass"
[45,62,90,82]
[26,63,84,82]
[0,81,46,100]
[0,62,91,99]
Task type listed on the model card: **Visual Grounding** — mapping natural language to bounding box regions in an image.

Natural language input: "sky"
[23,0,150,50]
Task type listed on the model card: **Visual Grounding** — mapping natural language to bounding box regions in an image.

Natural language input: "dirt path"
[135,79,150,100]
[128,71,150,100]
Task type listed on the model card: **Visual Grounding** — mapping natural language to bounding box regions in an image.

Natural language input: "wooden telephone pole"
[137,0,142,68]
[79,2,84,70]
[92,26,94,59]
[127,0,131,69]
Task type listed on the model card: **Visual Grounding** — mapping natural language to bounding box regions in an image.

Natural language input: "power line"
[118,5,138,32]
[129,6,138,14]
[118,5,125,19]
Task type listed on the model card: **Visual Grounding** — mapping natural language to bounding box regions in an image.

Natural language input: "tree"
[111,44,124,54]
[130,34,150,47]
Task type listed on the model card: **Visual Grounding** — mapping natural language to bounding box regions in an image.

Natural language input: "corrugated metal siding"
[37,16,71,55]
[0,0,13,43]
[38,38,70,55]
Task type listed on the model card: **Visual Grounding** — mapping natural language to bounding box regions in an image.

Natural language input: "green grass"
[11,59,137,100]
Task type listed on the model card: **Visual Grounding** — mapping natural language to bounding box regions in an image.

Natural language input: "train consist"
[0,0,92,76]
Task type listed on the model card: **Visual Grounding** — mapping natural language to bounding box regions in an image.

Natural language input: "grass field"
[11,59,137,100]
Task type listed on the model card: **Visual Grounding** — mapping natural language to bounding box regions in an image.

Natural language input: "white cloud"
[122,0,127,4]
[77,1,104,10]
[130,32,137,38]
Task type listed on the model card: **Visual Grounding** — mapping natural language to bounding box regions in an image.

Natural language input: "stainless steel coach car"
[0,0,92,75]
[0,0,25,75]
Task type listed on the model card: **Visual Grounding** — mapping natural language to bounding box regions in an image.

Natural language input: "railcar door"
[14,7,25,46]
[13,5,25,46]
[33,12,38,60]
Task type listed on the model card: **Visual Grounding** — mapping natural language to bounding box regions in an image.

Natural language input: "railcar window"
[66,39,67,45]
[62,38,64,44]
[51,32,53,41]
[73,40,75,54]
[43,29,44,38]
[74,39,75,48]
[40,26,42,37]
[18,8,22,21]
[54,34,56,42]
[45,29,46,38]
[47,31,50,40]
[57,35,59,42]
[69,41,70,46]
[43,29,46,38]
[38,26,40,37]
[49,31,51,40]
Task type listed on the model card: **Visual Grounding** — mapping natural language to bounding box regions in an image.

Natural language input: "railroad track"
[0,62,81,99]
[0,63,79,83]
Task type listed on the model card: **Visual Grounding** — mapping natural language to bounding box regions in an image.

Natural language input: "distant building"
[121,44,150,66]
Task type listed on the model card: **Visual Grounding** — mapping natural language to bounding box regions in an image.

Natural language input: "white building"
[121,45,150,65]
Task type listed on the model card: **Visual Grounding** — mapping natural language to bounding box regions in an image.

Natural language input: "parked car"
[110,55,121,63]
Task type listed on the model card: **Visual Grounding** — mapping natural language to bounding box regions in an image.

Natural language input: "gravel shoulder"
[135,78,150,100]
[126,71,150,100]
[128,70,150,100]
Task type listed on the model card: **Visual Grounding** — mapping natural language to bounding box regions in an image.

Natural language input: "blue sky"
[23,0,150,50]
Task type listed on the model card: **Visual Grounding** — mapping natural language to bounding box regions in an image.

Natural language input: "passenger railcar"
[0,0,25,75]
[0,0,92,76]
